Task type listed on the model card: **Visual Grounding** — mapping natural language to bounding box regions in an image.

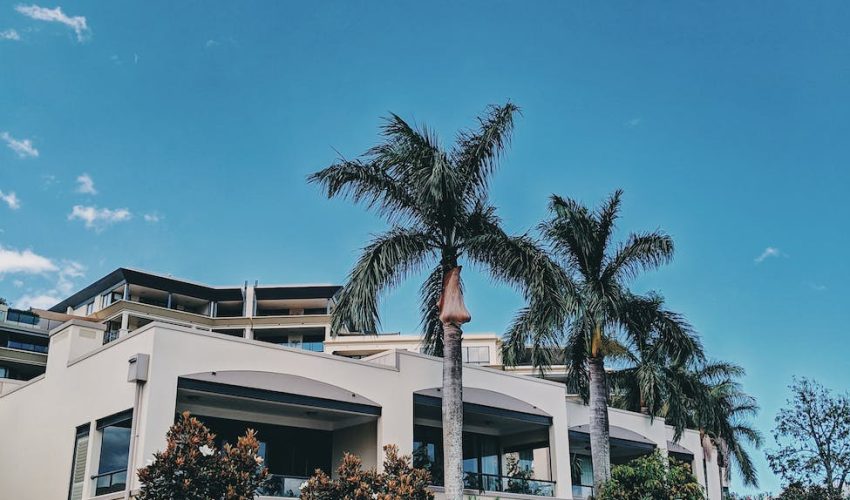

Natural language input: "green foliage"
[308,103,563,354]
[300,445,434,500]
[137,411,270,500]
[766,378,850,497]
[596,451,705,500]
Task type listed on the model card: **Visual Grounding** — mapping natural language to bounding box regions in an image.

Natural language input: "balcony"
[464,471,556,496]
[175,370,381,498]
[413,387,556,497]
[259,475,310,498]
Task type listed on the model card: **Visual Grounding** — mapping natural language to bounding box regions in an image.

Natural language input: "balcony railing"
[258,474,310,497]
[463,471,556,497]
[2,310,65,332]
[92,468,127,496]
[4,340,48,354]
[572,484,594,498]
[103,330,120,345]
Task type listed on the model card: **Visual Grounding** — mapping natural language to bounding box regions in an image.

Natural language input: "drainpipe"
[125,354,150,500]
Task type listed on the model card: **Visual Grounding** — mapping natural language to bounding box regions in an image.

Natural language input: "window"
[85,302,94,316]
[68,425,90,500]
[0,366,9,378]
[462,346,490,364]
[94,410,132,496]
[303,307,328,315]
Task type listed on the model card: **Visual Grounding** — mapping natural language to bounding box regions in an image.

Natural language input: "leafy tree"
[137,412,269,500]
[0,297,7,306]
[596,451,704,500]
[766,378,850,497]
[300,445,434,500]
[308,103,561,499]
[502,190,683,490]
[775,481,845,500]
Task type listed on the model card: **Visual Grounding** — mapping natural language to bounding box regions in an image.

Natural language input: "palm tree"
[502,190,679,491]
[607,293,704,439]
[684,361,762,489]
[308,103,562,499]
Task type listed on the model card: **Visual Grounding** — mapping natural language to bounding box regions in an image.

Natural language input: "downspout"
[125,354,150,500]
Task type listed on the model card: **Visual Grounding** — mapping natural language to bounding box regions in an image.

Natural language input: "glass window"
[462,346,490,364]
[0,366,9,378]
[95,413,132,495]
[85,302,94,316]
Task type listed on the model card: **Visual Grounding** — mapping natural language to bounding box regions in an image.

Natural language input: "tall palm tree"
[607,293,704,439]
[502,190,678,491]
[308,103,562,500]
[684,361,762,489]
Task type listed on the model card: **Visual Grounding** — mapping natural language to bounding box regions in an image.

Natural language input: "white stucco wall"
[0,320,721,500]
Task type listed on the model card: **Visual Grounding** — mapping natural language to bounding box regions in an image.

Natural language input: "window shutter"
[69,430,89,500]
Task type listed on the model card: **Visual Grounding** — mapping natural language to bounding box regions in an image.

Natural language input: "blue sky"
[1,1,849,493]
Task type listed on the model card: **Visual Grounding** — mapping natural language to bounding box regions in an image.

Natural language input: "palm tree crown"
[309,103,559,351]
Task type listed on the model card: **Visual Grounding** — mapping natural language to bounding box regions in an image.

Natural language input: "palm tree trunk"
[442,321,464,500]
[588,356,612,491]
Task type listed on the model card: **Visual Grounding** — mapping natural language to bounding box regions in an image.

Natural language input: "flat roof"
[49,268,341,312]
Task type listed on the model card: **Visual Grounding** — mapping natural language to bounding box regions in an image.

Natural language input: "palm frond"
[331,228,435,335]
[454,102,520,203]
[307,159,419,223]
[419,265,445,356]
[602,231,674,283]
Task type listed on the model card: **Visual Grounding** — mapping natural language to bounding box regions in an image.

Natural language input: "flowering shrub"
[137,411,270,500]
[300,444,434,500]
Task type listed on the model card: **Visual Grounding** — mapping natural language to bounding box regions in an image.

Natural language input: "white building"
[0,268,725,499]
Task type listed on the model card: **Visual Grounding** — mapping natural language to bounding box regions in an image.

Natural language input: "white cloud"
[625,118,642,128]
[0,190,21,210]
[75,173,97,194]
[1,131,39,158]
[0,245,57,275]
[754,247,783,264]
[68,205,131,230]
[15,293,62,309]
[15,4,89,42]
[12,279,23,287]
[0,29,20,41]
[808,282,827,292]
[143,213,161,223]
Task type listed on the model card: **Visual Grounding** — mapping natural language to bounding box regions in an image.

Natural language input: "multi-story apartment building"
[0,268,725,500]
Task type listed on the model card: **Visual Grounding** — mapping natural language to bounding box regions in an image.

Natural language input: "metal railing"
[4,340,48,353]
[572,484,594,498]
[92,468,127,496]
[463,471,556,497]
[258,474,310,497]
[103,330,121,345]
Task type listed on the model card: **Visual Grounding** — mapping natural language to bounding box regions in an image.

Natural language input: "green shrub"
[597,451,705,500]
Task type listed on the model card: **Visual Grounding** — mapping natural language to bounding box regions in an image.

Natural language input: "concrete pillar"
[119,311,130,336]
[123,283,129,301]
[166,293,173,309]
[245,327,254,340]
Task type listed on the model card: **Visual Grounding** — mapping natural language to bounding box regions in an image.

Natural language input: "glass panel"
[99,423,131,473]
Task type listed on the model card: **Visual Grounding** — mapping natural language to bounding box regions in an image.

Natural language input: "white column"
[119,311,130,336]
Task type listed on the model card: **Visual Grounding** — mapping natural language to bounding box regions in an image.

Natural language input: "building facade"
[0,269,725,499]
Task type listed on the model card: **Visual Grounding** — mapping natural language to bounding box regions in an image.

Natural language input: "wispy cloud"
[1,131,39,158]
[807,282,827,292]
[0,29,20,41]
[75,173,97,194]
[754,246,783,264]
[15,4,89,42]
[625,117,642,128]
[143,213,162,223]
[14,260,85,309]
[68,205,131,231]
[0,245,58,275]
[0,190,21,210]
